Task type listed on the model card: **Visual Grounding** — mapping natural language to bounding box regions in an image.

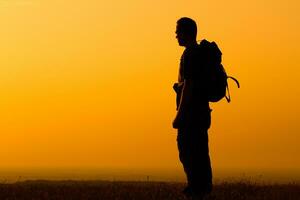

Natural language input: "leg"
[177,128,212,196]
[189,128,212,194]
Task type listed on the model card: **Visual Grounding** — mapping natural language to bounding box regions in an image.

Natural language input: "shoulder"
[184,45,200,56]
[182,46,201,64]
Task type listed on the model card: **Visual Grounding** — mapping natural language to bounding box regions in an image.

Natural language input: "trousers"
[177,124,212,193]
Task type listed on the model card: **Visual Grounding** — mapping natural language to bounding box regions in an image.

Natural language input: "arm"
[173,79,193,129]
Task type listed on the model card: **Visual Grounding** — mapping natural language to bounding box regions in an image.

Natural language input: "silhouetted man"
[173,17,212,199]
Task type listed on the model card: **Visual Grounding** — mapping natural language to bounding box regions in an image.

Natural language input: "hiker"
[173,17,213,199]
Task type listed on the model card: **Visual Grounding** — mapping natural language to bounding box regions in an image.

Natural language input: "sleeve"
[182,49,201,80]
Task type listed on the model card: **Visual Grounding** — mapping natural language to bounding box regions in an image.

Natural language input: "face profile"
[175,18,197,47]
[176,25,186,46]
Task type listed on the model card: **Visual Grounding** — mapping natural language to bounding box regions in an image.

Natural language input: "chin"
[178,42,184,46]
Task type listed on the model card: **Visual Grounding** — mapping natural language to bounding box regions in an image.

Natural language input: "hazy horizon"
[0,167,299,184]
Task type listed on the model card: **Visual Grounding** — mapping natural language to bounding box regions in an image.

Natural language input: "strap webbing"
[225,76,240,103]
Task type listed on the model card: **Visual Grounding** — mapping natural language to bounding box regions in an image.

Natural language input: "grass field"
[0,180,299,200]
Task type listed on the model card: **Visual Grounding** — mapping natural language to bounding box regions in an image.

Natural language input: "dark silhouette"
[173,17,213,199]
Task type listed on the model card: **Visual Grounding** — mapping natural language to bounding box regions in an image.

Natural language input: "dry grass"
[0,180,299,200]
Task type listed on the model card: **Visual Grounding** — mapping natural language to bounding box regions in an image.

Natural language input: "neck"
[185,40,198,48]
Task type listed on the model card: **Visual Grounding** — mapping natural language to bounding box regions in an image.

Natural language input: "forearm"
[176,80,192,120]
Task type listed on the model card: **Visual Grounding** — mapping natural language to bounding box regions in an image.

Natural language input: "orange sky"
[0,0,299,174]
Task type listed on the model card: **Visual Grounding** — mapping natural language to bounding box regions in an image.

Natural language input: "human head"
[176,17,197,47]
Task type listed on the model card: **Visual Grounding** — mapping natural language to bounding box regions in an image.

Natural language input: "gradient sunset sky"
[0,0,299,175]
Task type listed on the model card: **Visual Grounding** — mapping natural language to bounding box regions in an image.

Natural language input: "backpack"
[199,39,240,102]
